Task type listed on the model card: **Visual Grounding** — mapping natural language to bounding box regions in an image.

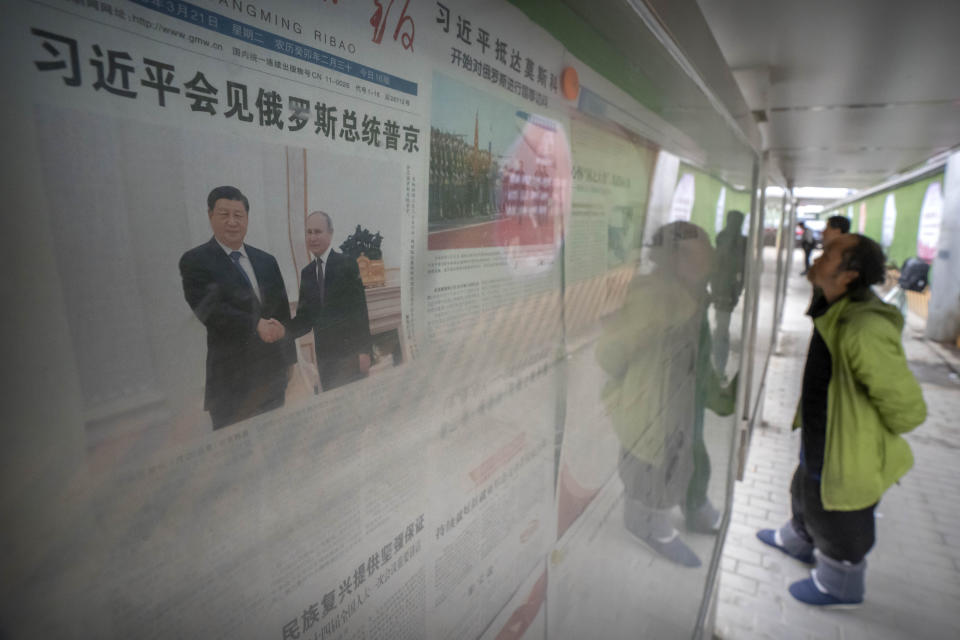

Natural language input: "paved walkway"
[714,266,960,640]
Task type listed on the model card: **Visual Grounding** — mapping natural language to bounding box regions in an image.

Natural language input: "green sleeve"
[844,314,926,434]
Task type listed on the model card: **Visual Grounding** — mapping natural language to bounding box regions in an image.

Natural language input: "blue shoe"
[789,577,862,608]
[635,530,702,568]
[756,529,814,564]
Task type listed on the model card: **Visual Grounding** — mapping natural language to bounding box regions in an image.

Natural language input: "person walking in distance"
[798,221,815,274]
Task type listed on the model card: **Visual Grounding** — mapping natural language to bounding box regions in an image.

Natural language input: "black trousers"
[801,242,815,270]
[210,392,284,430]
[318,355,367,392]
[210,378,286,430]
[790,465,876,563]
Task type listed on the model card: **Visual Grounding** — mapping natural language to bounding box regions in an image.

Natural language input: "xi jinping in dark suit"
[179,186,296,429]
[288,211,372,391]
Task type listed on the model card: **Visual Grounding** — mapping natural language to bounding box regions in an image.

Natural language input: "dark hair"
[647,221,710,276]
[207,186,249,213]
[651,221,708,249]
[308,210,334,233]
[826,215,851,233]
[726,210,745,228]
[840,234,886,297]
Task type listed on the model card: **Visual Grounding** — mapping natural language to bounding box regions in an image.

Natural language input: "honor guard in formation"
[428,127,499,224]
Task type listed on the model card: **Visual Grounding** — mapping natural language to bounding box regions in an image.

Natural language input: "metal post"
[926,152,960,343]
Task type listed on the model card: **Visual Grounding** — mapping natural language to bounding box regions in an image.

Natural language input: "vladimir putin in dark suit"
[179,186,296,429]
[288,211,373,391]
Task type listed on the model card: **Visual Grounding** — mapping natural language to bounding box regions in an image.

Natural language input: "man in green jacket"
[597,222,735,568]
[758,233,926,607]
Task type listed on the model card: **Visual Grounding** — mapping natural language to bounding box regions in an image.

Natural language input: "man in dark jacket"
[710,210,747,376]
[798,221,815,274]
[288,211,372,392]
[179,186,296,429]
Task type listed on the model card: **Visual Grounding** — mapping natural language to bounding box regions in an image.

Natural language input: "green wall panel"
[677,163,750,243]
[886,175,943,266]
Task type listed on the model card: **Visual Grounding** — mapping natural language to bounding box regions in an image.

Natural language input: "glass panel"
[1,1,763,638]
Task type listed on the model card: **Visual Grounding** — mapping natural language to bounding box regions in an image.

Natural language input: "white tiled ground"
[715,265,960,640]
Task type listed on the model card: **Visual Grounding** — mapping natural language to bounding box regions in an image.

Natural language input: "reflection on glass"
[597,222,736,567]
[4,1,788,638]
[710,210,747,378]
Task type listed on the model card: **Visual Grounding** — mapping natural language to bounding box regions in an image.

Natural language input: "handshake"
[256,318,286,343]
